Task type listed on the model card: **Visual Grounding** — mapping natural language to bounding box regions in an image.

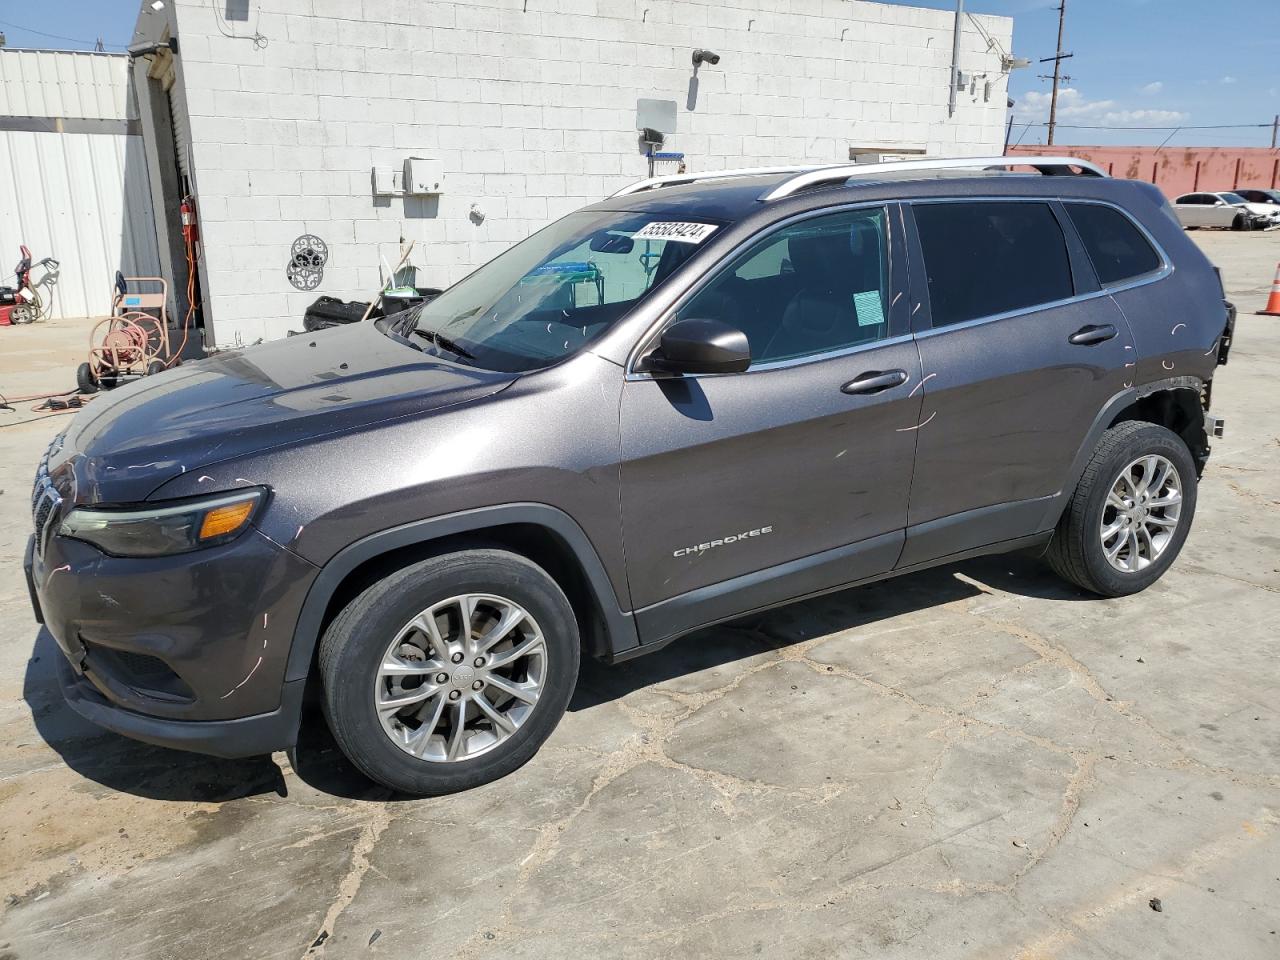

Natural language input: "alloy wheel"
[1099,454,1183,574]
[374,593,546,763]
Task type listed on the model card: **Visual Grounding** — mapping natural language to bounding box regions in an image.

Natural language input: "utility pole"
[1046,0,1069,146]
[1272,114,1278,149]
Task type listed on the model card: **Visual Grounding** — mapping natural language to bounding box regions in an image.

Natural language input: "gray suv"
[26,157,1235,795]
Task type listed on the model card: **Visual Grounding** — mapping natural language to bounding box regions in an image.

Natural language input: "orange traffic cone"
[1259,262,1280,316]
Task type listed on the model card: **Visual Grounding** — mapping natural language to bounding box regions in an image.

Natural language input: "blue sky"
[910,0,1280,147]
[2,0,1277,147]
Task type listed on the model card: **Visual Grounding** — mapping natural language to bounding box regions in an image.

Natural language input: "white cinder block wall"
[143,0,1013,346]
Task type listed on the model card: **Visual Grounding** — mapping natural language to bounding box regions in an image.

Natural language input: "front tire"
[1047,421,1197,597]
[318,549,580,795]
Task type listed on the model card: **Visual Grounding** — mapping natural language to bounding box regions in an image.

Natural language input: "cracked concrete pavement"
[0,232,1277,958]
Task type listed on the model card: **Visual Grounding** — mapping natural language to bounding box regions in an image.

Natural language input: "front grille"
[33,493,54,536]
[31,435,67,554]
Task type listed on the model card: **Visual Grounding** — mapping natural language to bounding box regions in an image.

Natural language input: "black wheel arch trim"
[284,503,639,684]
[1036,377,1205,531]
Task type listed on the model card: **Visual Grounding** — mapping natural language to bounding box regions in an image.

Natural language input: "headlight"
[59,488,266,557]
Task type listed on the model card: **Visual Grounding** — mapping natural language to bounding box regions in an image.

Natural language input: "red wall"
[1006,145,1280,198]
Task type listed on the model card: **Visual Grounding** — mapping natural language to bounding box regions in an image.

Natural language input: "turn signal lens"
[60,488,266,557]
[199,500,257,540]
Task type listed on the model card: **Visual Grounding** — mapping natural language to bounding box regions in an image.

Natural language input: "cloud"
[1096,109,1189,126]
[1019,88,1115,119]
[1014,87,1188,128]
[1220,76,1237,84]
[1140,81,1163,95]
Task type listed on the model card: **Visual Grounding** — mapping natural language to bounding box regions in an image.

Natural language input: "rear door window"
[912,201,1074,328]
[1065,202,1162,286]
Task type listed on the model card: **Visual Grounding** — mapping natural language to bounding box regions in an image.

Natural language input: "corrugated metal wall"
[0,131,160,318]
[0,48,131,120]
[0,49,160,319]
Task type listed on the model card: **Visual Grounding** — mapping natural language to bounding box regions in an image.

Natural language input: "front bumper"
[57,654,307,758]
[27,522,320,756]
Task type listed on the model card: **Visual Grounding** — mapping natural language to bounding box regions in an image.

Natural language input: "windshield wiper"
[409,327,476,361]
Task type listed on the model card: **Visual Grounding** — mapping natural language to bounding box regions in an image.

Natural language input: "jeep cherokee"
[26,156,1235,795]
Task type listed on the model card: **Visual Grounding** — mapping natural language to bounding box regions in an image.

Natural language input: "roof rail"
[759,155,1108,201]
[609,164,826,198]
[608,156,1108,202]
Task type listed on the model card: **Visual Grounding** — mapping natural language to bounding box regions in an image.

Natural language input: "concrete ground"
[1,231,1278,959]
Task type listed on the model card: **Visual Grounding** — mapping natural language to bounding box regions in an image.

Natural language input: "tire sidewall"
[323,552,580,795]
[76,363,98,395]
[1080,426,1197,596]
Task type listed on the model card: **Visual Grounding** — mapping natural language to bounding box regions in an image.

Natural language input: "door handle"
[841,369,909,395]
[1068,323,1118,346]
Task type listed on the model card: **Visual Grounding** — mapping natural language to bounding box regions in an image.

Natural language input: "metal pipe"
[948,0,964,118]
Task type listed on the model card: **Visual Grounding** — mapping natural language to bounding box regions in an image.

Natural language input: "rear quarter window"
[1065,203,1162,287]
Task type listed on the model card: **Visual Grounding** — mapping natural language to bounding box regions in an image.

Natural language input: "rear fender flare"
[1037,377,1204,530]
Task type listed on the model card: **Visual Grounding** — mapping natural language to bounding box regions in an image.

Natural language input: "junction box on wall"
[372,158,446,196]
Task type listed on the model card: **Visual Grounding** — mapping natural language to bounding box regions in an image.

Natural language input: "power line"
[0,17,128,50]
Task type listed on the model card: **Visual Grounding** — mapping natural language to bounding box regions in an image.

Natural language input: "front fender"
[284,502,639,683]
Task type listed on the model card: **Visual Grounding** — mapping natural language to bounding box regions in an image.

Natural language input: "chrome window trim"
[624,200,896,380]
[906,195,1173,340]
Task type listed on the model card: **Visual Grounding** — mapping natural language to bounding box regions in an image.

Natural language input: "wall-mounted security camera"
[127,36,179,59]
[692,49,721,67]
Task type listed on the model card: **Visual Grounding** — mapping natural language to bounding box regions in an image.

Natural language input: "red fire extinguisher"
[180,196,198,244]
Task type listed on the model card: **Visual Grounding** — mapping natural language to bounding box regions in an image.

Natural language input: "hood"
[57,322,516,504]
[1242,203,1280,217]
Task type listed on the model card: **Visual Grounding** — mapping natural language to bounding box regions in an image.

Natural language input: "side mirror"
[647,318,750,375]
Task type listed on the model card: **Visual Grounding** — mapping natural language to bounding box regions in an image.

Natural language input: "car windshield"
[381,210,718,372]
[1219,193,1248,205]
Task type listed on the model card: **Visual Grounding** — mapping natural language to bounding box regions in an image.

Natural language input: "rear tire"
[319,549,580,795]
[1047,421,1197,597]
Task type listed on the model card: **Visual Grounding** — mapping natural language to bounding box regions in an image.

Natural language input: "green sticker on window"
[853,290,885,327]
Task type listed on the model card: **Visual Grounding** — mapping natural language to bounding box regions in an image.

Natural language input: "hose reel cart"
[77,274,179,393]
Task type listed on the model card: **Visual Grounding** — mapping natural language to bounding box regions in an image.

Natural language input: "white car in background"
[1172,191,1280,231]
